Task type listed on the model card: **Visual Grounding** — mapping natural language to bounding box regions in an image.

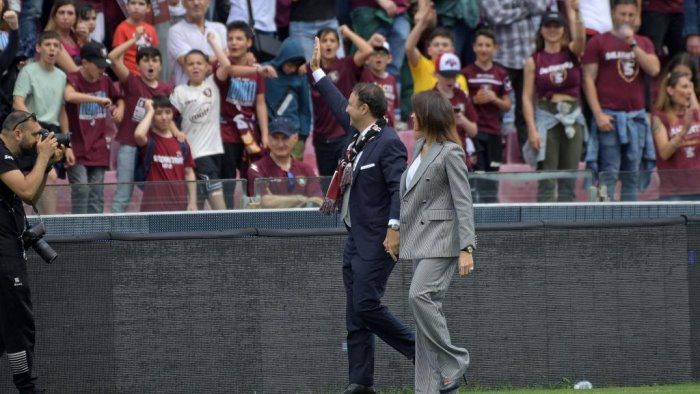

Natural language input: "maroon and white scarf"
[320,117,386,214]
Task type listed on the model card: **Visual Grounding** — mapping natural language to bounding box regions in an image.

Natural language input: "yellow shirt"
[410,54,469,94]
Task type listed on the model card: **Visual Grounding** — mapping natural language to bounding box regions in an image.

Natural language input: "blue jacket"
[315,75,407,261]
[263,38,312,137]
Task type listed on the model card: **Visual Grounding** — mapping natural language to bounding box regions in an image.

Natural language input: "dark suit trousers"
[342,233,415,386]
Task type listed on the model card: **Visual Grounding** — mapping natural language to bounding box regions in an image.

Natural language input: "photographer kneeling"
[0,111,64,393]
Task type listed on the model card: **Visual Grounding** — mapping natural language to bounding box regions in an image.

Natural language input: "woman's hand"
[528,128,541,151]
[459,251,474,278]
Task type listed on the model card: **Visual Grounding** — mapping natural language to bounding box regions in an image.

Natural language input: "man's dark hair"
[428,27,454,45]
[474,28,497,45]
[316,27,339,41]
[137,47,162,64]
[227,21,254,39]
[152,96,172,110]
[613,0,638,8]
[352,83,387,119]
[37,30,61,45]
[1,111,35,134]
[76,2,95,20]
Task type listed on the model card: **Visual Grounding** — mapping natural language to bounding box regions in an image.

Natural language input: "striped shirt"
[481,0,548,69]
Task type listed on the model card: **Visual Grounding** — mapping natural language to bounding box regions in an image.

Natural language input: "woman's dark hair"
[411,91,461,146]
[662,52,700,95]
[655,71,692,123]
[352,83,387,119]
[535,20,570,53]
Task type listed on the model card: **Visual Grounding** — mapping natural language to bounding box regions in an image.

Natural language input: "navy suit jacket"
[315,76,407,261]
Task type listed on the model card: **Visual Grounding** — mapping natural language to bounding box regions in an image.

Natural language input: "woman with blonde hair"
[651,71,700,201]
[399,90,476,393]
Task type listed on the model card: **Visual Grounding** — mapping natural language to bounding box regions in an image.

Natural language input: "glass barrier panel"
[470,170,595,204]
[26,179,249,215]
[597,169,700,202]
[251,176,331,209]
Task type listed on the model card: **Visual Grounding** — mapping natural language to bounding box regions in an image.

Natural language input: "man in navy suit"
[310,37,415,394]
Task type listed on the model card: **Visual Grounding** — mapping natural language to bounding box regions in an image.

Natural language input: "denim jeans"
[111,144,138,213]
[19,0,42,57]
[67,164,106,214]
[289,18,345,61]
[598,127,645,202]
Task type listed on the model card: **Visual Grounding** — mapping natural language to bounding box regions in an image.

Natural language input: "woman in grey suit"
[394,91,476,393]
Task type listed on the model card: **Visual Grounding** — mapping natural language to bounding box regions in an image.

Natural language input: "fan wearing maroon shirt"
[134,96,197,212]
[64,41,125,214]
[360,41,399,128]
[308,24,375,178]
[462,29,513,203]
[108,25,178,213]
[522,3,586,203]
[214,21,270,210]
[247,117,323,208]
[582,0,660,201]
[432,53,478,162]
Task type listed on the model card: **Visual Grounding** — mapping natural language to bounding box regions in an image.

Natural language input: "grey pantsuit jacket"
[398,139,476,260]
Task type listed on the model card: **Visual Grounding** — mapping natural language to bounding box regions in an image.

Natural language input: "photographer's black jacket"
[0,139,26,258]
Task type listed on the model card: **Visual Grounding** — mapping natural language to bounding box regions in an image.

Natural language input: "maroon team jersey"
[360,68,399,127]
[433,85,478,152]
[582,32,655,111]
[214,61,265,144]
[116,74,173,146]
[642,0,683,13]
[653,110,700,197]
[534,49,581,100]
[66,71,123,167]
[140,132,196,212]
[308,56,361,142]
[462,63,512,135]
[247,154,323,197]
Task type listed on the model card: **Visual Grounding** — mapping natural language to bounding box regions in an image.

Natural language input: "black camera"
[39,128,71,147]
[22,222,58,264]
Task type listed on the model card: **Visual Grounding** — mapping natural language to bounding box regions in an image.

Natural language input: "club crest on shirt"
[550,69,567,86]
[203,87,212,98]
[327,70,339,83]
[617,58,639,82]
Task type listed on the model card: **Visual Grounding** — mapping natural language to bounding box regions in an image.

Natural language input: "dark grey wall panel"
[0,220,693,393]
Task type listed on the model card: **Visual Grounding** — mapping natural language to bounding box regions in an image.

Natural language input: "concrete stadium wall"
[0,218,695,393]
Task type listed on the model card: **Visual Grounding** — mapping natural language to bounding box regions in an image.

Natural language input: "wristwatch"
[388,223,400,231]
[462,245,475,254]
[629,40,638,49]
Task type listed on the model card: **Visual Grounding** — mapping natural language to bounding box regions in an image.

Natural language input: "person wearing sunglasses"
[0,110,65,393]
[247,116,323,208]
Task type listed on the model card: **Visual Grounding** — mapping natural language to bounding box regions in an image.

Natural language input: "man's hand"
[257,65,278,78]
[64,147,76,168]
[383,228,400,262]
[595,112,615,132]
[310,37,322,72]
[144,98,154,113]
[96,97,112,107]
[377,0,397,17]
[458,251,474,278]
[339,24,351,39]
[414,3,436,28]
[3,10,18,30]
[474,87,497,104]
[36,132,58,162]
[112,105,124,124]
[133,25,145,42]
[173,129,187,143]
[368,33,386,48]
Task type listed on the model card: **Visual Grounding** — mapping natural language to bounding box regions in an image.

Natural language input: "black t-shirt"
[0,139,26,257]
[290,0,337,22]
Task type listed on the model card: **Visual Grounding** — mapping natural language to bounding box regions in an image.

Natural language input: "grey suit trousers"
[409,257,470,393]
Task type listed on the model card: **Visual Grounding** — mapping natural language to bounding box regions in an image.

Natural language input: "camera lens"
[33,239,57,264]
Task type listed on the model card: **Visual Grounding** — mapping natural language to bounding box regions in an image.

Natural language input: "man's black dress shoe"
[438,374,467,393]
[342,383,376,394]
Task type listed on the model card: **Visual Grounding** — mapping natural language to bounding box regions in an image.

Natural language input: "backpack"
[134,137,189,190]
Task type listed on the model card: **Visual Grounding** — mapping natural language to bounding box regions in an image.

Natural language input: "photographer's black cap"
[80,41,112,68]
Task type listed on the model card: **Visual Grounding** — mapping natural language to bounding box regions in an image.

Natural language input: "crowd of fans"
[1,0,699,214]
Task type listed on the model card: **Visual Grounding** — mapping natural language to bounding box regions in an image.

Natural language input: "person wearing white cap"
[432,52,478,166]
